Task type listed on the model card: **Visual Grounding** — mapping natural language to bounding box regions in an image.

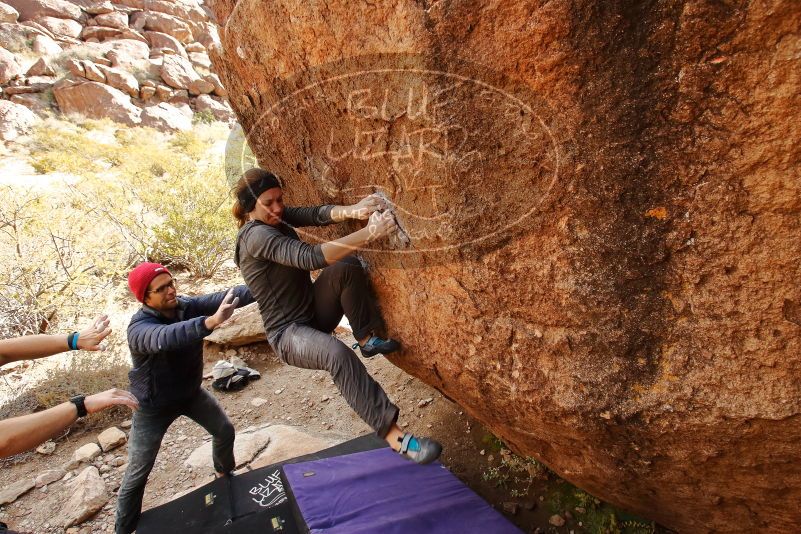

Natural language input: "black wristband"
[70,395,87,418]
[67,332,75,350]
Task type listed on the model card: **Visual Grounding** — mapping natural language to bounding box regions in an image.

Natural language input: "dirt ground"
[0,267,667,533]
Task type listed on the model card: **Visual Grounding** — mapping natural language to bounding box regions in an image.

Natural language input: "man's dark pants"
[275,257,400,438]
[114,388,235,534]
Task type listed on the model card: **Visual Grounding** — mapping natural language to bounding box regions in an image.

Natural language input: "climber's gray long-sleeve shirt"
[234,205,335,345]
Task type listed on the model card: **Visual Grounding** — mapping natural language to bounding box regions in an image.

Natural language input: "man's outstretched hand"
[84,388,140,414]
[205,289,240,330]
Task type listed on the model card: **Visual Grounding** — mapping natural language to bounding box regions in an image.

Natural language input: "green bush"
[193,109,216,125]
[149,165,236,277]
[1,119,237,336]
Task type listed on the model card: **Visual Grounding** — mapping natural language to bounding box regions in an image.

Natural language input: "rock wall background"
[207,1,801,532]
[0,0,235,138]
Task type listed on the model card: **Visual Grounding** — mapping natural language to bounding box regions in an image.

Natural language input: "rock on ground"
[185,425,271,470]
[248,425,338,470]
[145,30,186,57]
[0,99,38,140]
[203,71,226,97]
[159,53,200,90]
[0,45,20,83]
[35,467,67,487]
[104,38,150,69]
[4,0,82,21]
[0,2,18,23]
[59,466,108,527]
[140,102,192,131]
[93,10,127,29]
[194,94,232,121]
[183,424,339,472]
[53,79,141,125]
[25,55,54,76]
[139,11,192,43]
[205,302,267,346]
[97,427,127,452]
[208,1,801,532]
[30,32,60,54]
[0,477,35,505]
[35,440,56,454]
[33,14,82,38]
[95,63,139,97]
[72,441,102,464]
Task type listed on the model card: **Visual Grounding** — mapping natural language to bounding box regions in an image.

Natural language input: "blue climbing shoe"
[397,433,442,465]
[352,336,400,358]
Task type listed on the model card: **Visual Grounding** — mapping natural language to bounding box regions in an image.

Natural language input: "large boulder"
[79,1,113,15]
[140,102,192,131]
[249,425,339,470]
[53,79,141,125]
[193,95,232,121]
[146,0,206,24]
[139,11,192,43]
[81,60,106,82]
[187,50,210,70]
[144,30,186,57]
[203,71,226,97]
[104,37,150,69]
[95,63,138,96]
[93,10,127,29]
[4,0,82,21]
[3,77,54,95]
[186,76,213,95]
[25,55,54,76]
[0,45,20,83]
[80,24,122,41]
[185,425,271,470]
[0,20,33,50]
[209,2,801,533]
[159,52,199,90]
[10,92,52,113]
[33,15,82,37]
[30,32,59,54]
[0,99,38,141]
[0,2,18,22]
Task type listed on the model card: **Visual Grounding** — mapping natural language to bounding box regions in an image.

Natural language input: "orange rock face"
[208,1,801,531]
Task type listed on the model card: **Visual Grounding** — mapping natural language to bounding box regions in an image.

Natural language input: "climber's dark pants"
[274,257,399,438]
[114,388,235,534]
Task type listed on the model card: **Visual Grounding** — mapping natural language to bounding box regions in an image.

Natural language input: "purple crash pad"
[283,447,522,534]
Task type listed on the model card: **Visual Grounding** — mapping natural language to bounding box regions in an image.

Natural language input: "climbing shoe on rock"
[352,335,400,358]
[397,433,442,465]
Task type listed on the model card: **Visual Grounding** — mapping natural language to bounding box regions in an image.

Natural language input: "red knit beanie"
[128,262,171,303]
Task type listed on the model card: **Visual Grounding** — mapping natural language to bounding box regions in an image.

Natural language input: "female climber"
[231,168,442,464]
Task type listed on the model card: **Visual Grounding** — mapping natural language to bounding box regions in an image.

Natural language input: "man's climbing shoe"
[352,336,400,358]
[397,433,442,465]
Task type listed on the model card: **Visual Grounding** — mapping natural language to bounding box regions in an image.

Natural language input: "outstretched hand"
[206,289,239,330]
[77,315,112,351]
[84,388,139,414]
[349,194,388,220]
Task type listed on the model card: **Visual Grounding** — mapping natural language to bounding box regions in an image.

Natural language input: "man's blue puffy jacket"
[127,286,254,407]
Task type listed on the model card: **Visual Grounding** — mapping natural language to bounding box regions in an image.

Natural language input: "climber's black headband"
[239,174,281,212]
